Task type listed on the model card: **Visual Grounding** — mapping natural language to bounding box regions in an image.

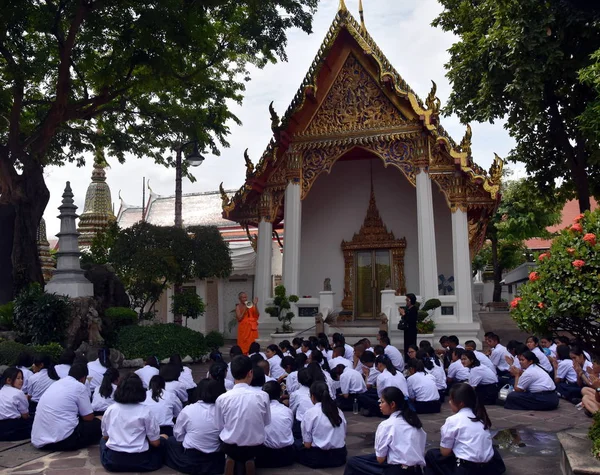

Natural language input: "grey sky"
[43,0,518,238]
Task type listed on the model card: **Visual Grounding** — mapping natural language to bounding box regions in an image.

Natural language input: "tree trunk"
[0,204,16,304]
[571,153,591,212]
[490,234,503,303]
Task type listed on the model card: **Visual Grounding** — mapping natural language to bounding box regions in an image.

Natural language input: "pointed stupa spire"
[37,217,55,283]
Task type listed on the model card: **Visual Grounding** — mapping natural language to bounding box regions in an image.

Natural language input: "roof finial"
[359,0,366,31]
[339,0,347,12]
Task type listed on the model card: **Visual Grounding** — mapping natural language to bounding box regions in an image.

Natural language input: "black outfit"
[402,306,418,356]
[424,447,506,475]
[41,418,102,451]
[0,417,34,441]
[221,442,258,463]
[475,384,499,406]
[164,436,225,475]
[296,445,347,469]
[100,437,166,472]
[357,388,384,417]
[345,453,423,474]
[255,444,295,468]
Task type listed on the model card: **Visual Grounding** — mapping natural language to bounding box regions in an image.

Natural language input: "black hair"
[462,350,480,367]
[425,346,442,366]
[145,356,160,369]
[506,340,523,354]
[520,350,540,366]
[308,336,319,345]
[450,348,465,360]
[250,365,266,387]
[58,349,76,365]
[407,344,419,354]
[418,340,432,349]
[556,345,571,361]
[2,367,23,387]
[281,355,296,373]
[540,335,554,343]
[301,340,314,351]
[310,349,330,372]
[148,375,166,402]
[267,344,284,359]
[450,383,491,430]
[332,333,345,345]
[68,363,89,381]
[556,336,571,345]
[318,337,331,352]
[317,332,328,340]
[230,345,243,357]
[526,336,544,352]
[15,352,33,368]
[464,340,477,350]
[485,332,500,343]
[230,355,252,380]
[310,381,342,427]
[200,378,225,404]
[294,353,308,368]
[99,367,120,399]
[250,353,265,365]
[263,380,281,401]
[279,340,296,357]
[113,373,146,404]
[33,354,59,380]
[380,336,391,346]
[373,345,384,356]
[406,358,426,374]
[332,345,345,358]
[257,359,270,376]
[570,345,589,360]
[360,351,376,364]
[159,363,182,383]
[292,337,303,348]
[406,293,417,305]
[331,364,346,380]
[249,342,261,354]
[209,361,227,382]
[514,344,529,356]
[439,336,449,344]
[375,354,397,375]
[298,367,312,388]
[381,386,422,428]
[448,335,459,345]
[98,347,111,368]
[305,362,326,386]
[209,349,223,362]
[169,354,184,373]
[378,330,388,339]
[416,350,434,371]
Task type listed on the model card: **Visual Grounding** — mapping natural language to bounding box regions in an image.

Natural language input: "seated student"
[255,381,295,469]
[448,336,464,350]
[100,373,165,472]
[265,344,287,381]
[170,354,197,400]
[485,333,512,379]
[290,368,317,440]
[373,345,385,357]
[358,351,380,393]
[135,356,160,389]
[551,345,581,403]
[380,336,405,372]
[353,343,367,374]
[55,349,76,379]
[447,348,470,388]
[406,359,441,414]
[209,361,232,392]
[407,344,419,361]
[425,383,505,475]
[256,359,275,382]
[505,351,559,411]
[27,354,59,414]
[215,355,271,475]
[225,346,243,385]
[359,355,408,418]
[464,341,496,373]
[310,349,331,372]
[504,341,525,369]
[15,352,34,395]
[333,364,367,411]
[248,342,267,360]
[318,337,333,362]
[142,375,182,437]
[88,348,112,394]
[292,337,303,354]
[31,363,101,450]
[280,356,297,392]
[286,354,308,394]
[161,363,188,404]
[301,340,314,359]
[0,367,33,441]
[526,336,553,375]
[461,350,498,406]
[165,379,226,475]
[92,368,120,415]
[571,345,594,389]
[249,365,267,396]
[418,349,447,402]
[297,381,347,469]
[436,336,451,369]
[333,333,354,361]
[330,346,353,370]
[279,339,296,358]
[344,387,426,475]
[540,336,557,359]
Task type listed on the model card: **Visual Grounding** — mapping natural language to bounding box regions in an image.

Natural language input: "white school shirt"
[367,366,381,387]
[584,350,592,361]
[135,365,159,389]
[384,345,405,371]
[322,349,334,361]
[0,385,29,419]
[532,347,553,372]
[91,384,117,413]
[344,344,354,360]
[517,364,556,392]
[54,364,71,379]
[302,403,346,449]
[173,401,221,453]
[31,376,93,447]
[225,362,234,383]
[165,380,188,403]
[302,349,312,359]
[427,363,447,390]
[28,369,56,402]
[289,385,314,421]
[340,368,367,395]
[468,365,498,387]
[142,389,181,426]
[286,371,299,394]
[473,351,496,372]
[215,383,271,446]
[87,359,108,392]
[249,351,267,360]
[407,372,439,402]
[377,369,409,399]
[375,411,427,467]
[323,370,338,399]
[264,400,294,449]
[582,359,593,374]
[178,366,197,390]
[489,343,510,372]
[557,359,578,384]
[102,402,160,453]
[447,360,470,382]
[225,379,234,391]
[440,408,494,463]
[548,343,558,359]
[330,356,353,370]
[267,355,287,380]
[17,366,33,395]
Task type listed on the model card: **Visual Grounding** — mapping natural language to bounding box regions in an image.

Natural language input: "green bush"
[0,302,14,330]
[13,284,71,345]
[34,342,64,362]
[0,341,64,365]
[205,330,225,349]
[105,307,138,328]
[589,412,600,459]
[116,324,206,360]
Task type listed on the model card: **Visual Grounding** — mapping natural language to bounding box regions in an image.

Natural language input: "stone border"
[559,430,600,475]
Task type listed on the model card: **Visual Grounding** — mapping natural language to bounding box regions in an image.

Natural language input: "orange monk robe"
[237,306,259,355]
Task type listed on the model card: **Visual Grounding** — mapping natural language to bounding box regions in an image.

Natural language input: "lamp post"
[173,140,204,325]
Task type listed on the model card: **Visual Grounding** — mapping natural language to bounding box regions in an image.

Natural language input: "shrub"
[416,298,440,334]
[265,285,299,332]
[205,330,225,350]
[0,302,14,330]
[170,291,205,327]
[13,284,71,345]
[116,324,206,360]
[0,341,63,365]
[105,307,138,329]
[589,412,600,459]
[33,342,64,362]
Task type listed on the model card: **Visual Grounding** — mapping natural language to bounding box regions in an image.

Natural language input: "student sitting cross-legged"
[31,363,101,451]
[425,383,505,475]
[0,367,33,441]
[358,355,408,418]
[164,379,226,475]
[332,364,367,411]
[215,355,271,475]
[99,373,166,472]
[135,356,160,389]
[505,350,559,411]
[296,381,348,469]
[461,350,499,406]
[27,354,59,415]
[91,367,120,416]
[551,345,581,403]
[254,381,295,469]
[142,375,182,437]
[344,387,426,475]
[406,358,442,414]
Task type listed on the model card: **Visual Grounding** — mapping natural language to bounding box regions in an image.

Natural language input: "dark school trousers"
[222,442,258,463]
[556,382,582,402]
[100,437,165,472]
[358,388,383,417]
[424,448,506,475]
[337,392,365,411]
[0,417,33,441]
[164,436,225,475]
[296,445,347,469]
[475,384,499,406]
[504,390,559,411]
[159,425,174,437]
[40,418,101,451]
[413,400,441,414]
[345,453,423,474]
[255,444,295,468]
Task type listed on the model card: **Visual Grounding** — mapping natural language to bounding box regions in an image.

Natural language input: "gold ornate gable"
[341,187,406,312]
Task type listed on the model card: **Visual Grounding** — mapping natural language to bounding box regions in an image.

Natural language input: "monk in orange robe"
[236,292,259,355]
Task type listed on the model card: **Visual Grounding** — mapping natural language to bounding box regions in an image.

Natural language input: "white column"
[416,169,439,299]
[452,208,473,323]
[255,218,273,323]
[283,181,301,296]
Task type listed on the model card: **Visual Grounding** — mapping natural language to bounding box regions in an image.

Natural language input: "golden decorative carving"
[269,101,281,137]
[483,153,503,197]
[425,80,441,122]
[459,124,472,157]
[244,149,254,180]
[244,225,257,252]
[286,150,302,183]
[431,173,468,213]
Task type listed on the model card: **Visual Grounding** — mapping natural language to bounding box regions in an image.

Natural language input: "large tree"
[433,0,600,213]
[0,0,317,301]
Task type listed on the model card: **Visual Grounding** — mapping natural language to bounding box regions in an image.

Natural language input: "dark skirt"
[296,445,347,469]
[337,393,364,412]
[475,384,499,406]
[358,389,383,417]
[345,453,423,474]
[556,382,582,402]
[164,437,224,475]
[414,400,441,414]
[100,437,165,472]
[504,390,559,411]
[159,425,174,437]
[424,447,505,475]
[0,417,33,441]
[255,444,295,468]
[438,390,446,404]
[40,418,101,451]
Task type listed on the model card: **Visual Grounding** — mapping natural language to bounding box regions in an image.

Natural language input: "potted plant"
[416,298,440,334]
[265,285,299,333]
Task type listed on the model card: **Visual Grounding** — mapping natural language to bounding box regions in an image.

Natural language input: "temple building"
[221,2,501,345]
[37,218,55,283]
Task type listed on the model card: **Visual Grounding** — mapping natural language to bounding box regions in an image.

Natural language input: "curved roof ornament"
[339,0,347,12]
[359,0,366,32]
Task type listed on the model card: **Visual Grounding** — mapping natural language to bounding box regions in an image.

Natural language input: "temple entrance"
[355,250,392,319]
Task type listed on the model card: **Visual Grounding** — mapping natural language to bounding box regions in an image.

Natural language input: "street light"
[175,140,204,229]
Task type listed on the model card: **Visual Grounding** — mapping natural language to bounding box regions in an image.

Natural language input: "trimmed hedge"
[105,307,138,328]
[0,302,14,330]
[0,340,64,365]
[116,324,207,360]
[205,330,225,350]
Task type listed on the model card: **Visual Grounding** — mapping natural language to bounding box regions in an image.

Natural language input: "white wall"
[300,157,419,304]
[433,185,454,296]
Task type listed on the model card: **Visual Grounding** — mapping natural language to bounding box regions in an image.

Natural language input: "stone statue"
[323,278,331,292]
[87,306,104,345]
[384,279,391,290]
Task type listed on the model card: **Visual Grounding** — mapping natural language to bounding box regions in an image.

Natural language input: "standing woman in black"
[399,293,418,358]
